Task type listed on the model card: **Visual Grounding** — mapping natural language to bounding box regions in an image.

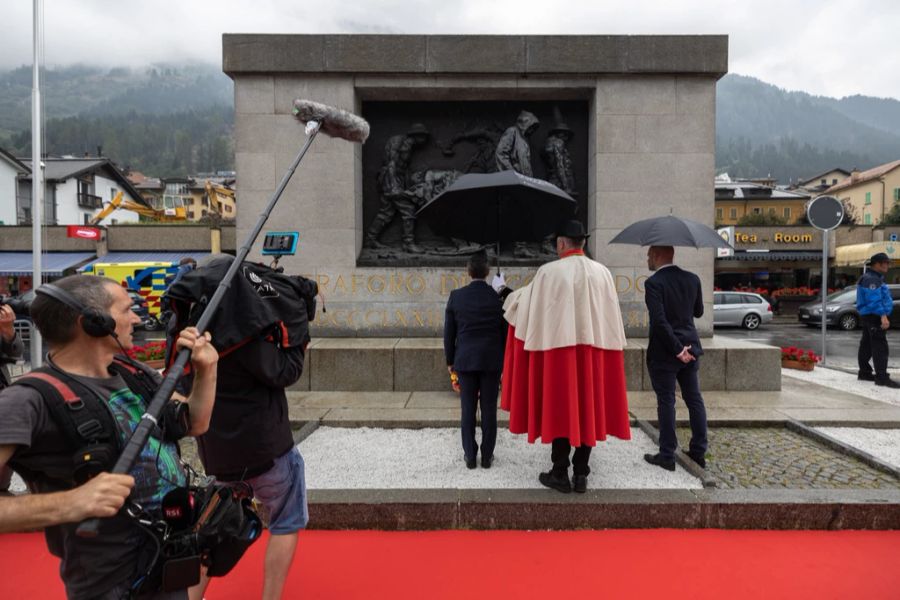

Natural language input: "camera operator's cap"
[556,219,589,240]
[867,252,890,265]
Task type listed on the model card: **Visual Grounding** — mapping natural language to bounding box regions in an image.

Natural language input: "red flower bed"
[771,287,837,299]
[780,346,819,365]
[126,340,167,361]
[730,285,770,296]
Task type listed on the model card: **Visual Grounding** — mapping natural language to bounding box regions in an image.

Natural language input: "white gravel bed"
[783,367,900,405]
[816,427,900,468]
[298,426,701,490]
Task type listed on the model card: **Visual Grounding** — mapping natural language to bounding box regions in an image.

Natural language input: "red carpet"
[2,529,899,599]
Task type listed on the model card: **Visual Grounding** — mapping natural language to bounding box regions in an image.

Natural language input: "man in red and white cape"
[500,220,630,493]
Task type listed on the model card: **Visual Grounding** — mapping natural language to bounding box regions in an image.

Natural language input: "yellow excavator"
[90,190,187,225]
[203,180,235,217]
[92,181,233,225]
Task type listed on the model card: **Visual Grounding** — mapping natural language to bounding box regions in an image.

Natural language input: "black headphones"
[35,283,117,338]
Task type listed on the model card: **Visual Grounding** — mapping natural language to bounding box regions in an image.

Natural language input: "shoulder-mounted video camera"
[0,295,30,317]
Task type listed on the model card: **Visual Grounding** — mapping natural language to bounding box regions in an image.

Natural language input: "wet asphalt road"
[716,321,899,370]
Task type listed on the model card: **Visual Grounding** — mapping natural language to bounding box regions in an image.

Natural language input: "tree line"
[3,107,234,177]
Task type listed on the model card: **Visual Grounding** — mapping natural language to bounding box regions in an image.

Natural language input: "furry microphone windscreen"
[292,99,370,143]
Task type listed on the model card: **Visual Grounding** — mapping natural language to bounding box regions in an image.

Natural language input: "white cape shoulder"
[503,256,626,351]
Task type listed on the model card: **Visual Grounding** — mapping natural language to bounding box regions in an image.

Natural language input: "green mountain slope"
[0,64,234,176]
[1,66,898,183]
[716,75,900,182]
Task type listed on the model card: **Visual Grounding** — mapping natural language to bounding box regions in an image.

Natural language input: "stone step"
[290,336,781,392]
[306,488,900,530]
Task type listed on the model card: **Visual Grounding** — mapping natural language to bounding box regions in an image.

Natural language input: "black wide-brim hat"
[556,219,589,239]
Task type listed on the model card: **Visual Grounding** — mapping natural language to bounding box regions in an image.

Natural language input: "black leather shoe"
[644,453,676,472]
[685,452,706,469]
[858,371,875,381]
[481,456,493,469]
[572,474,588,493]
[539,471,571,493]
[875,378,900,389]
[465,458,477,469]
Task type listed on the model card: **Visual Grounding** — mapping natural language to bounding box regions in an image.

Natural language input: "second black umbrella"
[416,170,577,244]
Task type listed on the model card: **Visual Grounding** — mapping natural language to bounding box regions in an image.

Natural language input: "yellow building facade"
[715,182,809,226]
[826,160,900,226]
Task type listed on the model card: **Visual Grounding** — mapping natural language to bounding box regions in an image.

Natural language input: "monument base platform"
[291,336,781,392]
[307,488,900,531]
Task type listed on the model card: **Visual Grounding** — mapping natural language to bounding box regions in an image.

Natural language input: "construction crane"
[204,180,235,218]
[90,191,187,225]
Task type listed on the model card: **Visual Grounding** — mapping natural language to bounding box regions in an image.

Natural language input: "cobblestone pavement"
[677,427,900,490]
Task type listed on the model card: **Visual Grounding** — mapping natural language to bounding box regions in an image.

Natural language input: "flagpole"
[31,0,43,367]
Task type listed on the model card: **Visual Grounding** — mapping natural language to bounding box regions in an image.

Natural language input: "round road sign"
[806,195,844,231]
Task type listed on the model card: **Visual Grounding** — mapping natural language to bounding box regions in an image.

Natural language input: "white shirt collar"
[655,263,677,271]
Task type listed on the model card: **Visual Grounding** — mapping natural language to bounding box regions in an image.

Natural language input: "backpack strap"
[110,355,190,443]
[13,368,121,486]
[110,356,159,406]
[15,368,119,448]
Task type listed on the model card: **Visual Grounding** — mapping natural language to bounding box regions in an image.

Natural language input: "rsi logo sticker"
[164,506,184,519]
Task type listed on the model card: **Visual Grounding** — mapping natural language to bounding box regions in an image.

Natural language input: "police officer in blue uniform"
[857,252,898,388]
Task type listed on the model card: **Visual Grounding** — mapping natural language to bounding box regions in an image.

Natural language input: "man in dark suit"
[444,251,507,469]
[642,245,709,471]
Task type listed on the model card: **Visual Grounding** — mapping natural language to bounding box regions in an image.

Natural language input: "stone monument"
[224,34,725,340]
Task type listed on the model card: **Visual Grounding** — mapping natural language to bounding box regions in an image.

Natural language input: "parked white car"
[713,291,774,330]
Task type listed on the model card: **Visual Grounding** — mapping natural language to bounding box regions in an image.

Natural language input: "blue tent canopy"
[0,252,96,276]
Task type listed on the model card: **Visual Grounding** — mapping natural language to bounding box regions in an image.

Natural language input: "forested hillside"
[0,64,233,176]
[1,66,899,182]
[716,75,900,182]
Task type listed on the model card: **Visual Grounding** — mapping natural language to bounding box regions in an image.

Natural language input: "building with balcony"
[16,157,148,225]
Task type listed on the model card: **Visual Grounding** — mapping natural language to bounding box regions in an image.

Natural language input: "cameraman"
[0,275,218,599]
[0,303,23,494]
[189,335,306,600]
[171,258,309,600]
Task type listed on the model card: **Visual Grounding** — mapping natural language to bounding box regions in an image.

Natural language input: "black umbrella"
[416,170,577,244]
[608,215,732,249]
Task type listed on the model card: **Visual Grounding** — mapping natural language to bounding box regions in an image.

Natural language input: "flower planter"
[781,359,815,371]
[143,359,166,370]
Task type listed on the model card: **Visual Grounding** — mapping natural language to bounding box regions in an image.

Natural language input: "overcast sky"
[2,0,898,100]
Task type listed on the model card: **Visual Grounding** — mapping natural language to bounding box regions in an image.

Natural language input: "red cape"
[500,325,631,446]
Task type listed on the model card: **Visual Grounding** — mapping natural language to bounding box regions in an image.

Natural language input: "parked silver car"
[713,291,774,330]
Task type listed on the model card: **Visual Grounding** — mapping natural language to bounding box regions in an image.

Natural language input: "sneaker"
[858,371,875,381]
[538,471,571,493]
[875,378,900,389]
